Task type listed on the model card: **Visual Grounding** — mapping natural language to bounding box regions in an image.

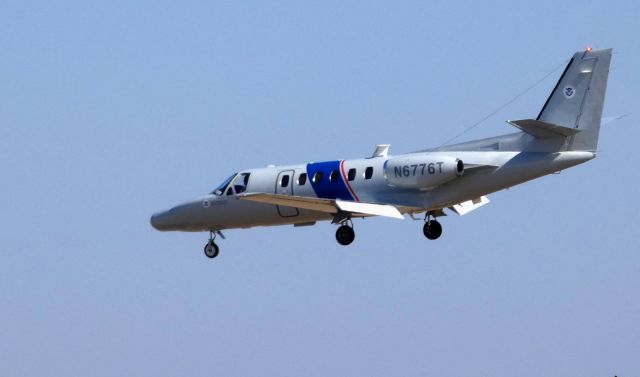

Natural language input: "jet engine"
[384,155,464,189]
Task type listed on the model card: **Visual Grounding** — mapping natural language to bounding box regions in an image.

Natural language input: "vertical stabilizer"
[537,48,612,151]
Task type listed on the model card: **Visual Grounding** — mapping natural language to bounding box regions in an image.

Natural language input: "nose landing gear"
[204,240,219,258]
[203,230,223,258]
[423,214,443,240]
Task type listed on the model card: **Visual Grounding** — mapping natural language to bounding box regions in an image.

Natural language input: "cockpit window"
[212,173,237,196]
[233,173,251,194]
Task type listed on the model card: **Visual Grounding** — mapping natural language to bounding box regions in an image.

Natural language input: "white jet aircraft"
[151,48,612,259]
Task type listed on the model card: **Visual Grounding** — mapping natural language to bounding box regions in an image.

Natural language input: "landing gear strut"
[335,219,355,246]
[423,214,443,240]
[204,230,220,258]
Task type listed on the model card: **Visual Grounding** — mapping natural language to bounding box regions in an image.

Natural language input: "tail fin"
[537,48,612,151]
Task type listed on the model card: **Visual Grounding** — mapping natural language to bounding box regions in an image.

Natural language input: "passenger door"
[275,170,299,217]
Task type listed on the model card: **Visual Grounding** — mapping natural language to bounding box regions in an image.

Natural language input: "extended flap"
[336,200,404,219]
[449,196,490,216]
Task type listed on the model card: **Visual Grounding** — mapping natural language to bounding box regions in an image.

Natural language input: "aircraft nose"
[150,199,205,231]
[150,210,174,231]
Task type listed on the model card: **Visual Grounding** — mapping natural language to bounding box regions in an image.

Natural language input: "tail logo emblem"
[563,85,576,99]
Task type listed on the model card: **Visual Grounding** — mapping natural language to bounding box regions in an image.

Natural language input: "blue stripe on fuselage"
[306,160,353,200]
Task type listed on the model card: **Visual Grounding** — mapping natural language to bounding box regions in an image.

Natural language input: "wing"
[238,193,404,219]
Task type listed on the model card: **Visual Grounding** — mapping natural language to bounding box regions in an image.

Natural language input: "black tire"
[423,220,443,240]
[335,225,355,246]
[204,241,220,258]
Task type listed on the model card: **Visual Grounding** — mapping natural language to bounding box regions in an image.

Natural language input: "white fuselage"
[150,149,594,232]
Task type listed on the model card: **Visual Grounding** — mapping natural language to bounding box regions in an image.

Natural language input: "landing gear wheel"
[335,225,355,246]
[423,220,442,240]
[204,240,220,258]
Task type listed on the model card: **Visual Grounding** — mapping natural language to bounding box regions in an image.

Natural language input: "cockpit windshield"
[211,172,251,196]
[212,173,236,196]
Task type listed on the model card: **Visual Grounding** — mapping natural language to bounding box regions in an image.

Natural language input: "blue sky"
[1,1,639,376]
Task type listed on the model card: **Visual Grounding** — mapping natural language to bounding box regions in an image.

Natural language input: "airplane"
[151,48,613,259]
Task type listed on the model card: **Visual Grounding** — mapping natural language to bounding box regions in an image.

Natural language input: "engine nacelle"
[384,155,464,189]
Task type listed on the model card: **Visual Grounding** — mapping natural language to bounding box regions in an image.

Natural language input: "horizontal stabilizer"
[507,119,580,139]
[601,114,627,126]
[239,193,404,219]
[449,196,490,216]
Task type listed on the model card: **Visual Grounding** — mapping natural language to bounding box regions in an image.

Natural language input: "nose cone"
[150,204,188,231]
[150,210,173,231]
[150,198,208,231]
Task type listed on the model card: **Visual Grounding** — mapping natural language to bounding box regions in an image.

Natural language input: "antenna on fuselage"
[370,144,390,158]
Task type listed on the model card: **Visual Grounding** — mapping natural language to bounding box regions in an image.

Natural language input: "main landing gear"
[335,219,355,246]
[423,214,443,240]
[204,230,221,258]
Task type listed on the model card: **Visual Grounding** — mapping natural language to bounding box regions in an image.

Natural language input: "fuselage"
[150,143,595,232]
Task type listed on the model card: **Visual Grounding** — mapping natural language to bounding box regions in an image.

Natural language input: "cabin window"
[280,175,290,187]
[226,187,234,196]
[348,168,356,181]
[329,170,339,182]
[364,166,374,179]
[297,173,307,185]
[313,171,323,183]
